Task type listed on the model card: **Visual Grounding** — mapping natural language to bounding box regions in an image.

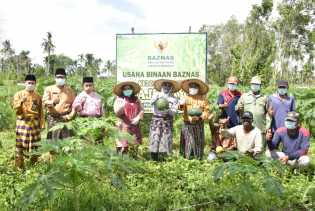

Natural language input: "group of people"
[13,68,311,169]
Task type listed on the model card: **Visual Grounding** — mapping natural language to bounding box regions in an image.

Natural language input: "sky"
[0,0,263,64]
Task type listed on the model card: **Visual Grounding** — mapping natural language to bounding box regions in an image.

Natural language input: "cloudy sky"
[0,0,263,64]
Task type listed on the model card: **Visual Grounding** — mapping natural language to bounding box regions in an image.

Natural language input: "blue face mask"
[123,89,133,97]
[285,120,297,130]
[251,84,261,92]
[228,83,237,91]
[278,88,288,95]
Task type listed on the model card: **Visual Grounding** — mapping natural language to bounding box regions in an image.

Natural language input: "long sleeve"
[114,97,125,116]
[39,97,45,129]
[236,94,244,111]
[12,92,23,115]
[201,99,210,120]
[138,100,144,119]
[288,132,310,160]
[42,87,51,106]
[168,97,178,116]
[42,87,57,114]
[217,94,224,105]
[267,130,281,150]
[72,94,84,112]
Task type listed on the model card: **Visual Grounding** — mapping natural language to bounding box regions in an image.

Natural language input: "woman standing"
[149,79,180,161]
[113,81,144,153]
[179,79,210,160]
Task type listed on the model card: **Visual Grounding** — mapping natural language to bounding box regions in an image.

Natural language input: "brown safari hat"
[153,79,181,93]
[113,81,141,96]
[181,78,209,95]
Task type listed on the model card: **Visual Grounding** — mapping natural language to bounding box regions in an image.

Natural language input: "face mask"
[56,78,66,86]
[278,88,288,95]
[189,88,199,95]
[25,84,35,91]
[123,89,133,97]
[285,120,297,130]
[228,84,237,91]
[161,86,171,94]
[251,84,261,92]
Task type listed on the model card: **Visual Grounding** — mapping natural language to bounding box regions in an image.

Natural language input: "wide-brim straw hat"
[153,79,181,93]
[181,78,209,95]
[113,81,141,96]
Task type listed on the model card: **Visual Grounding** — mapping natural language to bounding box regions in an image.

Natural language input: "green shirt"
[237,91,269,132]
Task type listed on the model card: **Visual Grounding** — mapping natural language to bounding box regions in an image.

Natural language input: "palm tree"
[18,50,31,74]
[0,40,15,73]
[41,32,55,75]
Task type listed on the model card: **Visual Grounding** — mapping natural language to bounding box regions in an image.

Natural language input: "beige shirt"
[236,91,269,132]
[226,125,263,154]
[43,84,76,115]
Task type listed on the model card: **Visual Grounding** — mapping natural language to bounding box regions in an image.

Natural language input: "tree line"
[0,0,314,85]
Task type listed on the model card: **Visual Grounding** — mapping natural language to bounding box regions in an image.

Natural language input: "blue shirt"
[268,93,295,131]
[268,127,310,160]
[217,92,241,128]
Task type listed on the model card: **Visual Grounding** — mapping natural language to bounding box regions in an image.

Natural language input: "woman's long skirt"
[180,121,205,160]
[149,116,173,154]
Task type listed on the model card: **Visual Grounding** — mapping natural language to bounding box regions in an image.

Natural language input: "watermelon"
[156,98,169,111]
[188,107,203,116]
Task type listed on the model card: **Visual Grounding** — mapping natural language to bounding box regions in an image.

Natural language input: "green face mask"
[123,89,133,97]
[278,88,288,95]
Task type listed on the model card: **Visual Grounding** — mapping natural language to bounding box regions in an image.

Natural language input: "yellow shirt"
[12,90,45,128]
[178,95,210,123]
[43,84,76,115]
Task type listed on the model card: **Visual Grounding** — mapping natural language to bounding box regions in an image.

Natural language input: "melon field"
[0,76,314,211]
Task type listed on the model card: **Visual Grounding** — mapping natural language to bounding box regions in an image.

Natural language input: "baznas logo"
[154,40,168,53]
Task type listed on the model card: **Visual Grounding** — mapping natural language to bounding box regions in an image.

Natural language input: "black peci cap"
[25,74,36,81]
[55,68,66,76]
[83,76,93,83]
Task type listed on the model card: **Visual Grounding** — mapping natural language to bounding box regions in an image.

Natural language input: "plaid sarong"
[15,117,41,158]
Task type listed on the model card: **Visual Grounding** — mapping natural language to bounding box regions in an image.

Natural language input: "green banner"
[116,33,207,112]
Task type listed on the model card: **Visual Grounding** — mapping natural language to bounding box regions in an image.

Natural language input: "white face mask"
[251,84,261,92]
[25,84,35,91]
[189,88,199,95]
[228,83,237,91]
[285,120,297,130]
[56,78,66,86]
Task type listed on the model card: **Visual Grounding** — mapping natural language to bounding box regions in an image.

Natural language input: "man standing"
[43,68,76,141]
[237,76,269,142]
[217,76,241,128]
[13,74,44,168]
[266,112,310,168]
[268,80,295,132]
[221,111,263,156]
[72,76,104,118]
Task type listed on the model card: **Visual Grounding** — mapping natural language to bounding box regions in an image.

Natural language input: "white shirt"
[227,125,263,154]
